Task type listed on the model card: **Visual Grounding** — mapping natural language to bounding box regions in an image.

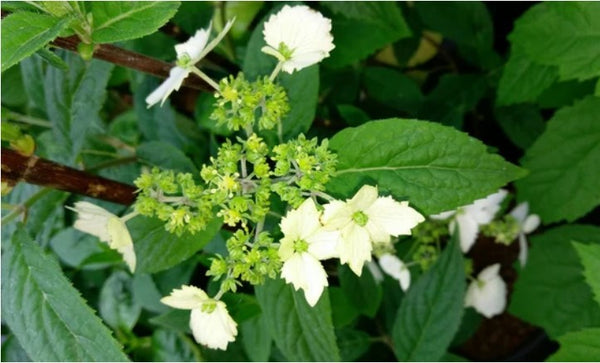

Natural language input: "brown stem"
[50,35,214,92]
[1,148,137,205]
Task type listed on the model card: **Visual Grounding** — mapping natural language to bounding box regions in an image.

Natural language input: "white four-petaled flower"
[279,198,340,306]
[322,185,425,276]
[378,254,411,291]
[431,189,507,253]
[161,285,238,350]
[262,5,335,74]
[465,263,507,318]
[68,202,136,272]
[509,202,540,267]
[146,19,235,107]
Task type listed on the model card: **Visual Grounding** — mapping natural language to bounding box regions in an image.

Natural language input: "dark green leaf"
[132,273,169,313]
[255,278,340,361]
[509,225,600,338]
[152,329,200,362]
[328,118,526,215]
[130,216,221,274]
[1,66,27,107]
[150,310,191,333]
[99,271,141,331]
[339,264,382,317]
[1,12,70,72]
[392,235,466,361]
[171,1,213,35]
[336,328,372,361]
[137,141,198,174]
[336,104,370,126]
[49,227,105,268]
[363,66,423,114]
[573,242,600,308]
[516,96,600,223]
[1,225,129,361]
[90,2,180,43]
[329,286,360,328]
[494,104,545,150]
[1,335,31,362]
[241,313,272,362]
[537,79,597,109]
[548,328,600,361]
[19,55,47,113]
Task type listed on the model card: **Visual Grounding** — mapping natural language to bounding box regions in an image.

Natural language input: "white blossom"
[279,198,340,306]
[68,202,136,272]
[431,189,507,253]
[146,19,234,107]
[465,264,507,318]
[261,5,335,74]
[509,202,540,267]
[322,185,425,276]
[161,285,237,350]
[378,254,411,291]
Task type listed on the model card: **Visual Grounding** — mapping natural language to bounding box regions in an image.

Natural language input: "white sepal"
[465,263,507,318]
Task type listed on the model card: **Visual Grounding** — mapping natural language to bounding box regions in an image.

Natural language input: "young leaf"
[392,234,466,361]
[548,328,600,362]
[516,96,600,223]
[573,242,600,308]
[255,278,340,361]
[129,216,221,274]
[327,118,526,215]
[509,225,600,338]
[1,12,70,72]
[90,2,180,43]
[1,225,129,361]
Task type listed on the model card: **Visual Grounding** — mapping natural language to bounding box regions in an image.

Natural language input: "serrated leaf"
[129,216,221,274]
[90,2,180,43]
[1,225,129,361]
[99,271,141,331]
[509,2,600,81]
[509,225,600,338]
[548,328,600,361]
[494,104,545,150]
[136,141,198,174]
[339,264,382,318]
[392,235,465,361]
[573,242,600,308]
[255,278,340,361]
[496,46,558,106]
[516,96,600,223]
[327,118,526,215]
[322,2,411,68]
[1,12,70,72]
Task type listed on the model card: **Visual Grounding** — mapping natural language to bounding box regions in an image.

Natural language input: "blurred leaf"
[136,141,198,174]
[255,278,340,361]
[336,328,371,361]
[1,12,70,72]
[132,273,169,313]
[35,47,69,70]
[171,1,213,35]
[516,96,600,223]
[225,2,264,40]
[19,55,47,113]
[241,313,272,362]
[329,286,360,328]
[1,335,31,362]
[392,235,465,361]
[99,271,141,331]
[323,2,411,68]
[336,104,370,127]
[363,66,423,114]
[509,225,600,338]
[90,2,180,43]
[1,226,129,361]
[49,227,105,268]
[150,310,191,333]
[152,330,200,362]
[130,216,221,274]
[548,328,600,361]
[573,242,600,307]
[536,79,597,109]
[1,66,27,107]
[328,118,526,215]
[195,92,232,136]
[494,104,545,150]
[339,264,382,318]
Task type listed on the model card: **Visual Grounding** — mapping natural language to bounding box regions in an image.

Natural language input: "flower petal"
[467,189,507,224]
[107,216,136,272]
[366,198,424,237]
[190,301,237,350]
[509,202,529,224]
[194,18,235,63]
[280,198,321,240]
[338,224,372,276]
[518,233,528,267]
[145,66,189,107]
[348,185,378,211]
[161,285,207,310]
[321,200,352,230]
[307,229,341,260]
[67,202,113,243]
[465,265,507,318]
[455,213,479,253]
[280,253,328,306]
[430,210,456,220]
[378,254,411,291]
[175,26,211,60]
[522,214,541,234]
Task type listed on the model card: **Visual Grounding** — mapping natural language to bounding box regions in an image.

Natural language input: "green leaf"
[419,74,488,129]
[336,328,371,361]
[129,216,221,274]
[363,66,423,114]
[99,271,141,331]
[339,264,382,318]
[1,335,31,362]
[415,2,498,68]
[596,79,600,97]
[509,2,600,81]
[392,234,466,361]
[329,286,360,328]
[241,313,272,362]
[171,1,213,35]
[137,141,198,174]
[509,225,600,338]
[90,2,180,43]
[150,310,191,333]
[1,65,27,107]
[494,104,545,150]
[516,96,600,223]
[1,12,70,72]
[573,242,600,307]
[152,329,200,362]
[49,227,106,268]
[322,2,411,68]
[336,104,370,127]
[20,55,48,113]
[537,79,598,109]
[132,274,169,313]
[548,328,600,361]
[255,278,340,361]
[496,46,558,106]
[1,225,129,361]
[327,118,526,215]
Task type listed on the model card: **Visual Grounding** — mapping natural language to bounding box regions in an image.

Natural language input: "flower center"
[201,299,217,313]
[352,211,369,227]
[277,42,294,60]
[176,53,193,68]
[293,238,309,253]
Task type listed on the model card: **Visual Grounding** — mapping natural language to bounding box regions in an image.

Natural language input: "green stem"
[1,188,53,226]
[269,61,284,82]
[86,156,137,173]
[191,67,220,91]
[5,111,52,128]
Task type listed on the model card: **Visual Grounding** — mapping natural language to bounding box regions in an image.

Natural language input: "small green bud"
[77,42,95,61]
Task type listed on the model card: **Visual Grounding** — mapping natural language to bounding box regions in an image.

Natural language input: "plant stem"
[5,111,52,128]
[191,67,220,91]
[1,188,53,225]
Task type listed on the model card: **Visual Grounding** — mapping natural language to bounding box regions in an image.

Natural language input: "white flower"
[378,254,411,291]
[465,263,507,318]
[161,285,237,350]
[279,198,340,306]
[322,185,425,276]
[509,202,540,267]
[431,189,507,253]
[68,202,136,272]
[146,19,235,107]
[261,5,335,74]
